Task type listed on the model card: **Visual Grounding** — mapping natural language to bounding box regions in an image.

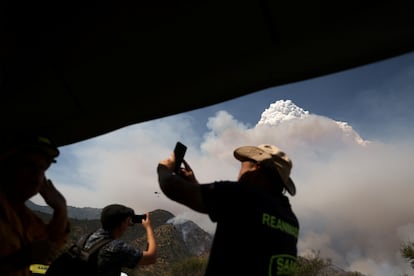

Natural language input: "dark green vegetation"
[401,241,414,270]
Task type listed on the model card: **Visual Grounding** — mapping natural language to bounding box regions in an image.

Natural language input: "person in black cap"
[82,204,156,276]
[0,131,69,276]
[157,144,299,275]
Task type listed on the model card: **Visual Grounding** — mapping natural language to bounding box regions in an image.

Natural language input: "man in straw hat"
[0,130,69,276]
[157,143,299,275]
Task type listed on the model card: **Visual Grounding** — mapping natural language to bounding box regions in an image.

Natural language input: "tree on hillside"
[401,241,414,269]
[295,250,331,276]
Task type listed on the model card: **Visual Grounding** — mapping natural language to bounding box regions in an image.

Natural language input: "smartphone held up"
[173,141,187,173]
[131,214,147,224]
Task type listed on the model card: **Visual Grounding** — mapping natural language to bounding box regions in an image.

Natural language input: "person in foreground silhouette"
[0,131,69,276]
[157,143,299,275]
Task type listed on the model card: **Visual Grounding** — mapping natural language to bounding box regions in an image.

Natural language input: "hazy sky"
[33,51,414,276]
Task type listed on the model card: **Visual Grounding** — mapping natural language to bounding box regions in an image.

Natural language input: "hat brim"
[21,144,59,160]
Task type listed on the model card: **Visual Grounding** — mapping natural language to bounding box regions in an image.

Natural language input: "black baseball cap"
[0,131,60,161]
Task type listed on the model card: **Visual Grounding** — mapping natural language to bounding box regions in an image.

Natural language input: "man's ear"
[242,160,258,170]
[251,161,260,170]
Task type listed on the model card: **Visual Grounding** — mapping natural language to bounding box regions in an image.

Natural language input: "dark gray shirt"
[85,228,142,276]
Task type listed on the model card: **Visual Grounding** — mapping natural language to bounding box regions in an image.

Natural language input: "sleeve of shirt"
[0,203,51,273]
[22,206,69,252]
[112,240,143,269]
